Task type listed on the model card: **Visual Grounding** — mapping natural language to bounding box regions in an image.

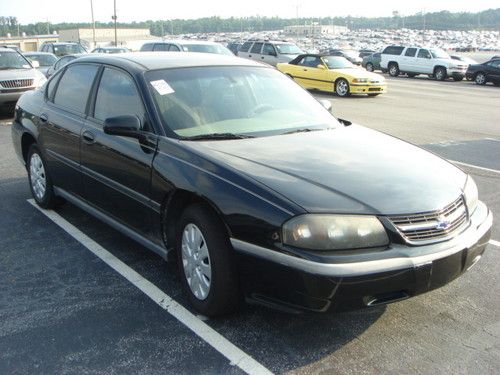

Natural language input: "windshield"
[0,51,32,69]
[181,44,233,56]
[275,43,303,55]
[53,44,86,56]
[430,49,450,59]
[322,56,354,69]
[26,54,57,66]
[147,66,339,138]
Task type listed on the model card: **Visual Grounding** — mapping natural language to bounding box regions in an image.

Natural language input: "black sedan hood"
[188,125,466,215]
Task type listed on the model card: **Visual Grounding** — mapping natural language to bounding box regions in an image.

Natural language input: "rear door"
[237,41,253,59]
[40,63,99,197]
[402,47,418,72]
[80,66,158,237]
[248,42,263,63]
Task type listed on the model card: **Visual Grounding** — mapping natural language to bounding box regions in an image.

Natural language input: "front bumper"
[349,83,387,95]
[232,201,492,312]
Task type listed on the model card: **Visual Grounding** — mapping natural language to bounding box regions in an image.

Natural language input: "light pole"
[90,0,96,48]
[112,0,118,46]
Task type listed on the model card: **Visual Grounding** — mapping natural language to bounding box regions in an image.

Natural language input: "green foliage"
[1,9,499,37]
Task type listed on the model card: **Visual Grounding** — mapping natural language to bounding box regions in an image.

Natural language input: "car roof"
[24,51,55,55]
[73,52,264,71]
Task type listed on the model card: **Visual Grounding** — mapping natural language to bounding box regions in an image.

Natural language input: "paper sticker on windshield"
[150,79,175,95]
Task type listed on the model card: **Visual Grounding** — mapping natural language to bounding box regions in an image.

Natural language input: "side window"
[53,64,98,113]
[383,46,404,55]
[169,45,181,51]
[94,68,146,127]
[154,44,169,51]
[405,48,417,57]
[417,49,431,59]
[250,42,263,54]
[488,60,500,68]
[239,41,253,53]
[262,43,276,56]
[299,56,321,67]
[141,43,154,52]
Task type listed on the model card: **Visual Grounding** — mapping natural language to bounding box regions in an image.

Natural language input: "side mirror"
[104,115,141,138]
[316,64,326,70]
[30,60,40,68]
[318,99,332,112]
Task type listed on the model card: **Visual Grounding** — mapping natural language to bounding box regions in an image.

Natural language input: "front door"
[80,66,158,238]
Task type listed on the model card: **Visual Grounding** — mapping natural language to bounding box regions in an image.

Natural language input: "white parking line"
[490,240,500,248]
[448,160,500,175]
[27,199,273,375]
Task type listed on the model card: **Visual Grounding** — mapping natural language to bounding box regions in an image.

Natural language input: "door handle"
[249,54,252,57]
[261,56,265,59]
[303,68,308,71]
[39,113,48,123]
[82,130,95,144]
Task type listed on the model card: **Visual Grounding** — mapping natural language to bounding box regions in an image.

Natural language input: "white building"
[284,24,348,37]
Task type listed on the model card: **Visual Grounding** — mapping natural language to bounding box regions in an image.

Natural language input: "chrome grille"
[0,79,34,89]
[389,196,468,243]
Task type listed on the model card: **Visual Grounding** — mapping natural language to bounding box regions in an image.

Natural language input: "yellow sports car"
[277,54,387,97]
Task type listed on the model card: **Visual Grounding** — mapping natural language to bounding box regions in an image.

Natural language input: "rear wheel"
[388,63,399,77]
[335,79,350,97]
[434,67,447,81]
[366,63,374,72]
[27,144,62,209]
[475,72,487,85]
[176,203,240,316]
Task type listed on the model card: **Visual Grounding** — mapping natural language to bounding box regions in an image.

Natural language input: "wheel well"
[388,61,398,67]
[434,65,446,73]
[161,189,231,252]
[21,133,36,163]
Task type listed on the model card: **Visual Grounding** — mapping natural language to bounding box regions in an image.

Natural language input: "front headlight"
[282,214,389,250]
[463,176,478,215]
[352,78,368,83]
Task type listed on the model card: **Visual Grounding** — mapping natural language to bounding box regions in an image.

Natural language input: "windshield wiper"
[283,128,326,135]
[180,133,255,141]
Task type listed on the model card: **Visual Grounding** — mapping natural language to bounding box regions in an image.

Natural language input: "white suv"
[380,45,468,81]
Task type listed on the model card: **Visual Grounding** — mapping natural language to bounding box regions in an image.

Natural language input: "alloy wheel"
[475,73,486,85]
[336,80,349,96]
[29,153,46,200]
[181,223,212,300]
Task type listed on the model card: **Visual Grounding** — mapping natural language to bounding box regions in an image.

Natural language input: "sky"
[2,0,499,24]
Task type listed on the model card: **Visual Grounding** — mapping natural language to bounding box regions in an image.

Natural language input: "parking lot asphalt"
[0,76,499,375]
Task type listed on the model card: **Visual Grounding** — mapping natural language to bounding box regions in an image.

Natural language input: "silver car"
[0,47,47,109]
[23,52,58,77]
[237,40,303,66]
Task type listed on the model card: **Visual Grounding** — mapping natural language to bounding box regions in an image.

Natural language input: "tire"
[388,63,399,77]
[27,144,62,209]
[453,75,464,81]
[366,63,374,72]
[434,67,447,81]
[335,79,350,97]
[176,203,240,316]
[474,72,487,85]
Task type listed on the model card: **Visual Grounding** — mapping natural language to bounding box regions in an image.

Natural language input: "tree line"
[1,8,499,38]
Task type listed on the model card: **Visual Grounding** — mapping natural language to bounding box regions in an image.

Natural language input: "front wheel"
[366,63,374,72]
[27,144,62,209]
[335,79,350,97]
[177,203,240,316]
[475,73,487,85]
[434,67,447,81]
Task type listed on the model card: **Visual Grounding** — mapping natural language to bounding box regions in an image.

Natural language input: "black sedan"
[12,53,492,316]
[465,58,500,86]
